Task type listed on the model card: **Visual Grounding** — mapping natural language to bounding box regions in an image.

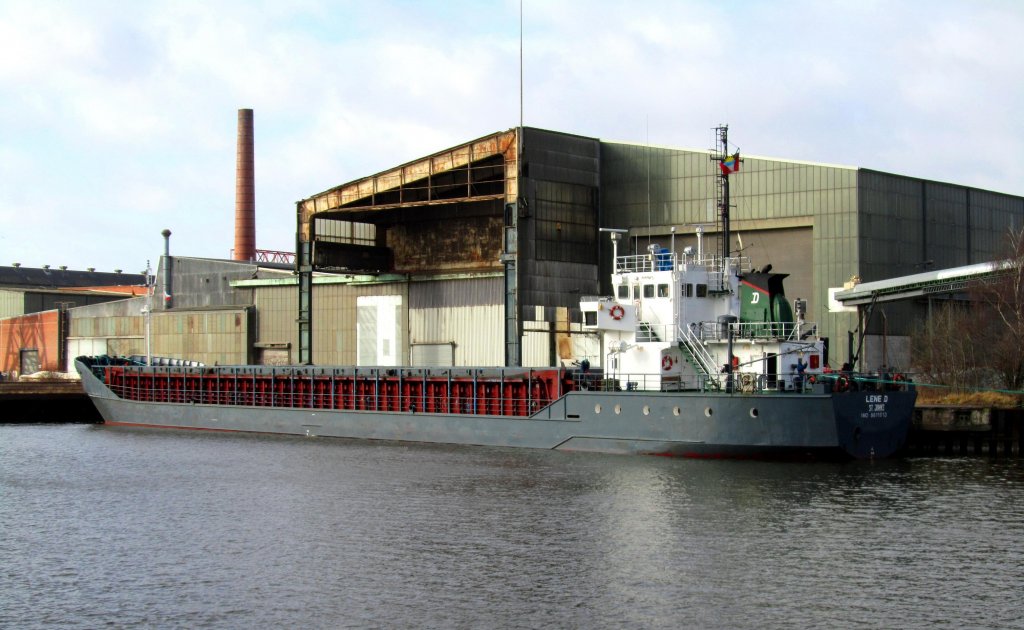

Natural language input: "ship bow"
[832,390,916,459]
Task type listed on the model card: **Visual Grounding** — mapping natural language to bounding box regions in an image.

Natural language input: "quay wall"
[903,406,1024,457]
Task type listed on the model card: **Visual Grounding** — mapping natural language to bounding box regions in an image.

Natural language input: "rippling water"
[2,424,1023,629]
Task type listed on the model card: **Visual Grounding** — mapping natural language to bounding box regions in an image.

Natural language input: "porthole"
[642,405,651,416]
[704,407,713,417]
[750,408,759,418]
[594,403,602,414]
[673,406,681,416]
[614,404,622,415]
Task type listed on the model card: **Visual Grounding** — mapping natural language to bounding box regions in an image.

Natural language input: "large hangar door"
[409,277,503,367]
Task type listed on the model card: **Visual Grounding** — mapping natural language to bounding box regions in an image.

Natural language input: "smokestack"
[234,108,256,261]
[162,228,172,309]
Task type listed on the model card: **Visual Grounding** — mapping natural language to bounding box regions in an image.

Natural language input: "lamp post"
[142,259,153,366]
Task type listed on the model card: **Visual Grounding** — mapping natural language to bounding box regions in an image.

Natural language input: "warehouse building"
[288,126,1024,371]
[0,266,146,375]
[39,124,1024,374]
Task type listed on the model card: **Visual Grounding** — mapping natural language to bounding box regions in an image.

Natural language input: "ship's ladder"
[678,325,721,390]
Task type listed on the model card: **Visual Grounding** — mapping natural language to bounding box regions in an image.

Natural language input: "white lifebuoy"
[662,355,674,371]
[610,304,625,320]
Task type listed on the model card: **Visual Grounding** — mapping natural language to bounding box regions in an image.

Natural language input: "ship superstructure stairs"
[676,325,721,390]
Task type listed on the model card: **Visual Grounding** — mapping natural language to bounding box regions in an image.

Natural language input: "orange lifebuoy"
[609,304,625,320]
[834,375,850,393]
[662,355,674,371]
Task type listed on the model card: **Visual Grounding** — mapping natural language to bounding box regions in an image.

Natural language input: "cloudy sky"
[1,0,1021,272]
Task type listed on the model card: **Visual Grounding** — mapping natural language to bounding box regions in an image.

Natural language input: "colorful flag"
[719,152,740,175]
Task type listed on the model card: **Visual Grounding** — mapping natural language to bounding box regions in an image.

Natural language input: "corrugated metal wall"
[156,257,260,310]
[68,306,251,366]
[0,289,25,319]
[255,280,408,365]
[598,142,1024,366]
[600,141,859,364]
[150,310,250,364]
[314,282,405,364]
[254,285,296,361]
[409,277,503,366]
[858,171,1024,276]
[253,277,507,367]
[0,288,129,320]
[518,128,602,322]
[854,170,1024,343]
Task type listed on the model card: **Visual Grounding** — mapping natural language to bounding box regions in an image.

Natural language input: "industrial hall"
[4,121,1024,376]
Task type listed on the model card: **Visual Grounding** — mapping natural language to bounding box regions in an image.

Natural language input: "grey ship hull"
[76,361,913,459]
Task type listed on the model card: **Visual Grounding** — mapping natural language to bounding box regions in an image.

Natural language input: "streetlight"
[142,259,153,366]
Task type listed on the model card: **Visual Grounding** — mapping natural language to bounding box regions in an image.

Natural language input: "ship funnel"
[234,108,256,261]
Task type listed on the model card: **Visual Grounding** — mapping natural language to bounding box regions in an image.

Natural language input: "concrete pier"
[903,406,1024,457]
[0,381,101,423]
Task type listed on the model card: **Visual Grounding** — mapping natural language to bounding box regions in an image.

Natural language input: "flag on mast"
[719,152,740,175]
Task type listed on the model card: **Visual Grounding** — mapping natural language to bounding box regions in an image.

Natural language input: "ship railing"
[615,253,674,274]
[580,371,828,394]
[636,321,670,342]
[699,255,752,275]
[696,320,818,342]
[678,324,719,378]
[563,370,912,395]
[614,252,754,276]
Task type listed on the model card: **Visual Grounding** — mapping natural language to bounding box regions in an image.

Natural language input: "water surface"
[2,425,1022,628]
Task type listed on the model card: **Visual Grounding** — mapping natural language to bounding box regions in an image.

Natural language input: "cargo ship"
[74,126,915,459]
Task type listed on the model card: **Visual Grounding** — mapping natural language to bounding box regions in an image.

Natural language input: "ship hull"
[76,361,913,459]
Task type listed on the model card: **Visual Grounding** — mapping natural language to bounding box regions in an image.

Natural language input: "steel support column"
[503,201,520,367]
[297,204,313,365]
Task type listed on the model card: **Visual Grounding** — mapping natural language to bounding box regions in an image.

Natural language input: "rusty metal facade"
[297,129,519,237]
[292,127,603,366]
[67,303,252,368]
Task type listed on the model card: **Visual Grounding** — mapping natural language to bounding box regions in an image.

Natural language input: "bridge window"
[643,284,655,298]
[657,284,669,297]
[683,283,694,297]
[584,311,597,326]
[617,285,629,299]
[696,284,708,298]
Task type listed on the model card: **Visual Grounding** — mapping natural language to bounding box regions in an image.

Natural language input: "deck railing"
[614,252,752,275]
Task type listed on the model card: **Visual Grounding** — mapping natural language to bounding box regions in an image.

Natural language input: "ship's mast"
[711,125,738,389]
[712,125,732,262]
